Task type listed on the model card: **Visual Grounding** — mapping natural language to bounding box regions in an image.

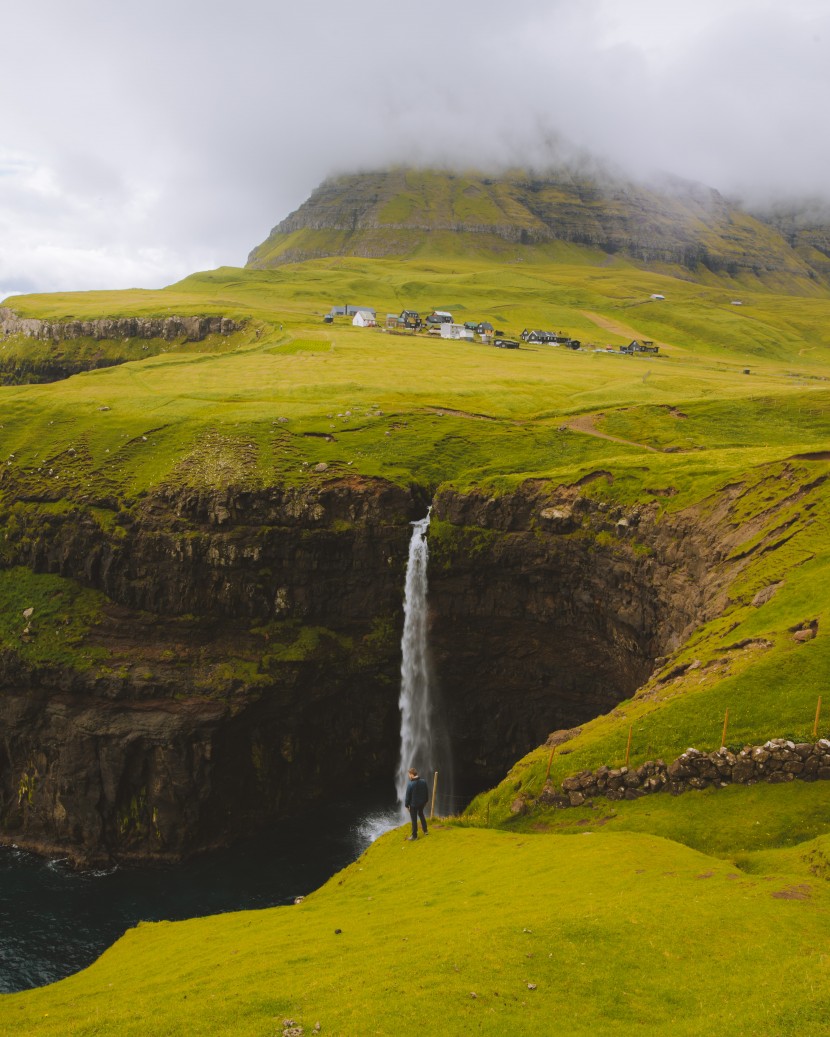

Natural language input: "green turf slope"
[1,820,828,1037]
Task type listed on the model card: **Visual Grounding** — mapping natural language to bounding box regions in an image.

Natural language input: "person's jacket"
[405,776,429,809]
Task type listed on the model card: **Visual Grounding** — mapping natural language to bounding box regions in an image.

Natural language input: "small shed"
[353,310,377,327]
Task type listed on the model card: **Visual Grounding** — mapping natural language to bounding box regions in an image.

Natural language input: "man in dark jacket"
[404,768,429,840]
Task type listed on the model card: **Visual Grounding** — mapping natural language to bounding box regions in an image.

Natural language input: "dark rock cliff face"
[0,308,242,344]
[0,476,734,865]
[0,478,421,865]
[427,483,732,786]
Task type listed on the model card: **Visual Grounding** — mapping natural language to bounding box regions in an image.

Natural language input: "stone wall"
[532,738,830,810]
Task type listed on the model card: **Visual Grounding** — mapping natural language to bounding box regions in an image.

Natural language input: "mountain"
[247,167,828,291]
[748,197,830,284]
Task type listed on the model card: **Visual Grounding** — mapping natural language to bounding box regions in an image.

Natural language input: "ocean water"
[0,787,401,993]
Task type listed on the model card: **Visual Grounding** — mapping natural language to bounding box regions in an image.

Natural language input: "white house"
[352,310,377,327]
[440,323,475,341]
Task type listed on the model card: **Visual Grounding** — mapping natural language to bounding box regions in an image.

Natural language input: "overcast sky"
[1,0,828,298]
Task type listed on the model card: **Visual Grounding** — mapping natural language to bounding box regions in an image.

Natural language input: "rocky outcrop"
[535,739,830,810]
[0,308,242,343]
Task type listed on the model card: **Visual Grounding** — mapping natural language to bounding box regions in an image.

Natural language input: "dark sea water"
[0,787,401,994]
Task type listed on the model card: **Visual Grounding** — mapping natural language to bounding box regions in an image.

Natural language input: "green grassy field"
[3,256,829,503]
[2,250,829,1034]
[2,814,828,1036]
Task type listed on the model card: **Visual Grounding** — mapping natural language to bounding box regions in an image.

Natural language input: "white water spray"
[396,509,452,817]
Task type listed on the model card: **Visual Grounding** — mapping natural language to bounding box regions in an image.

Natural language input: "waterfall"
[396,509,452,817]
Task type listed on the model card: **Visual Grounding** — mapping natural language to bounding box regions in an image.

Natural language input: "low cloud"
[2,0,829,294]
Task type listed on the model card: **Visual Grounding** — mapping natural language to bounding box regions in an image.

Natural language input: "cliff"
[0,309,242,343]
[0,308,244,384]
[0,467,772,866]
[0,477,420,865]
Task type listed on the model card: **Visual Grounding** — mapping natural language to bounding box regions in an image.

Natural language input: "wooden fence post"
[545,746,556,782]
[430,771,438,820]
[721,708,729,748]
[814,696,822,739]
[624,725,633,767]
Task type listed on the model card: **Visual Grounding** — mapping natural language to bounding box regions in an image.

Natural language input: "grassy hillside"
[2,813,828,1036]
[2,247,829,1033]
[2,255,829,503]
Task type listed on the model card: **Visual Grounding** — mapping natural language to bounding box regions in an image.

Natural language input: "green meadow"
[1,249,829,1034]
[2,820,828,1036]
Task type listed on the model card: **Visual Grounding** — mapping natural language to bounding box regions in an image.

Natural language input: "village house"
[520,329,558,344]
[425,310,453,326]
[440,323,475,341]
[352,309,377,327]
[621,340,659,354]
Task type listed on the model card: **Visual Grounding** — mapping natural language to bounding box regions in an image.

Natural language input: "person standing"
[404,768,429,840]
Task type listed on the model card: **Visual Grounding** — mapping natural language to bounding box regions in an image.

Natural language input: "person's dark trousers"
[409,805,427,838]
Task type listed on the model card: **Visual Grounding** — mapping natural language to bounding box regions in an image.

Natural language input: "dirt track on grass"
[564,413,660,452]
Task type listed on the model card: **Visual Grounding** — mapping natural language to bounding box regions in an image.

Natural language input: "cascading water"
[396,509,452,818]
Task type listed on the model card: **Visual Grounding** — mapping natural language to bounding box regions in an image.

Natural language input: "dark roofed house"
[521,329,559,344]
[399,310,422,329]
[425,310,453,325]
[621,340,659,354]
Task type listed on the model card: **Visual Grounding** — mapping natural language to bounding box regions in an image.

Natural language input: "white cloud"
[1,0,829,296]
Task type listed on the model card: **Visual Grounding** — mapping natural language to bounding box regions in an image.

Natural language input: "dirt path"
[564,413,661,452]
[580,310,671,350]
